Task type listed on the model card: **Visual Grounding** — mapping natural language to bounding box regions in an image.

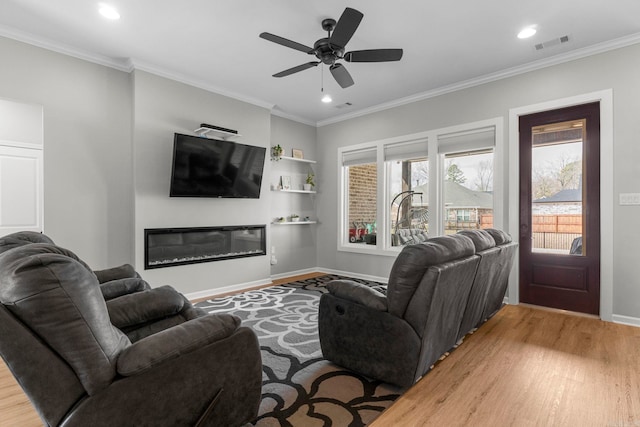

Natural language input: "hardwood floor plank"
[371,304,640,426]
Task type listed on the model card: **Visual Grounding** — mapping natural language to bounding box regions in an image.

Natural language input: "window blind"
[383,139,428,161]
[437,127,495,155]
[342,148,377,166]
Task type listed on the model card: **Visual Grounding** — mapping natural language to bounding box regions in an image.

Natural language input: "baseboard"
[270,267,319,281]
[611,314,640,328]
[184,277,273,301]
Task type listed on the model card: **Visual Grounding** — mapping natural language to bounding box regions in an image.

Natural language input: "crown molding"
[316,32,640,127]
[130,59,275,111]
[270,109,317,127]
[0,24,132,72]
[2,23,639,129]
[0,24,275,112]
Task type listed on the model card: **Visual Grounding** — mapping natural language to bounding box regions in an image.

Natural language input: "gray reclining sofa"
[318,228,517,388]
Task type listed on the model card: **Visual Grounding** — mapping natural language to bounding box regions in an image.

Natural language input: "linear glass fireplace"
[144,225,266,269]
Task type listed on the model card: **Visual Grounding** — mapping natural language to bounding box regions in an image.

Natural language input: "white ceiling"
[1,0,640,126]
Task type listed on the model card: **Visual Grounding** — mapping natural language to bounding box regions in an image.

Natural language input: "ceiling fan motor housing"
[314,38,344,65]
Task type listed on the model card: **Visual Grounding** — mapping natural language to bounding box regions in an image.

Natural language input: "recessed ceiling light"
[321,94,332,103]
[518,26,537,39]
[99,4,120,20]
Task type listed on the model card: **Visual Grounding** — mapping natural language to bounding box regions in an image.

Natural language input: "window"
[439,128,495,234]
[339,119,501,255]
[342,148,377,245]
[385,139,429,247]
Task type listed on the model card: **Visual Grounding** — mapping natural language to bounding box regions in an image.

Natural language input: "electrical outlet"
[619,193,640,205]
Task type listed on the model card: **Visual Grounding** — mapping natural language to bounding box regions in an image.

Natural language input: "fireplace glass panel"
[145,225,266,269]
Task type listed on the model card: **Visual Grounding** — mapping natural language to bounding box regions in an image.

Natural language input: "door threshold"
[519,303,600,320]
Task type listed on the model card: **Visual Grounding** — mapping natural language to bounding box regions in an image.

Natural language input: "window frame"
[337,117,504,256]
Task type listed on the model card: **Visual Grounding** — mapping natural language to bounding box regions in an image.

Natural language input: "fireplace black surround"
[144,225,266,269]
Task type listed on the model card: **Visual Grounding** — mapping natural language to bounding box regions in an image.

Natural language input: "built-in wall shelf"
[273,155,316,164]
[272,220,317,225]
[194,127,241,140]
[272,189,317,194]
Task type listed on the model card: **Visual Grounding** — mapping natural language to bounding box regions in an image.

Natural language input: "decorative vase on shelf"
[303,184,312,191]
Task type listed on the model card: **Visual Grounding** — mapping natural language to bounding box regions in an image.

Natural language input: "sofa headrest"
[0,231,54,255]
[484,229,512,245]
[0,244,130,395]
[457,229,496,252]
[386,234,475,318]
[0,242,94,274]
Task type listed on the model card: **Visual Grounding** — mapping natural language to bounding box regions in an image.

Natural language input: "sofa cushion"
[94,263,139,283]
[327,280,388,311]
[0,244,130,395]
[107,286,186,329]
[457,229,496,252]
[116,313,240,376]
[386,234,475,318]
[100,277,151,300]
[485,228,512,245]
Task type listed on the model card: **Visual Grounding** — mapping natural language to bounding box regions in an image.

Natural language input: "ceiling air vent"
[335,102,353,109]
[535,35,570,51]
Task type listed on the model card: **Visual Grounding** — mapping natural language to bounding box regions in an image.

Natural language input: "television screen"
[170,133,266,198]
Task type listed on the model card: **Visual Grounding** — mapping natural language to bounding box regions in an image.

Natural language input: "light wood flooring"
[2,275,640,426]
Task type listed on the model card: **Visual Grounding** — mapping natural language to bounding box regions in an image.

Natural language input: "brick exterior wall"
[348,164,377,226]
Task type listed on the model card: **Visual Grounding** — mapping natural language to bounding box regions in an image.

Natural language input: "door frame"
[508,90,613,321]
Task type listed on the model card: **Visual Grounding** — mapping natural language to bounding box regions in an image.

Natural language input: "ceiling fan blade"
[329,7,363,48]
[259,32,314,54]
[330,63,354,88]
[344,49,404,62]
[273,62,320,78]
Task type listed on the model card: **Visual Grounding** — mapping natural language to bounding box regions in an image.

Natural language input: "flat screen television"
[169,133,266,198]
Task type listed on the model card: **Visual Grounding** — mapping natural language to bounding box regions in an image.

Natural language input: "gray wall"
[316,43,640,319]
[0,37,133,269]
[132,70,272,294]
[269,115,318,276]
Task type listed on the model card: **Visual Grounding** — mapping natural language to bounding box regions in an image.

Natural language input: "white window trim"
[337,117,504,256]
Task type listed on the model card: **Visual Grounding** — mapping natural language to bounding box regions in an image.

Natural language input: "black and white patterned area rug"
[195,274,404,427]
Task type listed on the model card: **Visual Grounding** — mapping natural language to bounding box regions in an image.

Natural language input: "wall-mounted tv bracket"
[194,123,242,140]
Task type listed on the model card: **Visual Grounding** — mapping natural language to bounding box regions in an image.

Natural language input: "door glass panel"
[531,119,584,255]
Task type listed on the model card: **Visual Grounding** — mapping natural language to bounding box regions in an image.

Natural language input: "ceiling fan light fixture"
[517,26,537,39]
[321,94,333,103]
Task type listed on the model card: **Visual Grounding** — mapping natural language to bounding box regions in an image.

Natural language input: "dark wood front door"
[519,102,600,315]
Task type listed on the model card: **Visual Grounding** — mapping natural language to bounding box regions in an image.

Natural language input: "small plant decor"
[305,173,315,187]
[290,213,300,222]
[271,144,283,160]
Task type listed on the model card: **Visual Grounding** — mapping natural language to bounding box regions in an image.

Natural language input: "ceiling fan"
[259,7,403,89]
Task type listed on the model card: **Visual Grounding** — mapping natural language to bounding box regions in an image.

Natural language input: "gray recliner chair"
[0,231,147,297]
[0,232,207,342]
[0,243,262,427]
[319,234,480,387]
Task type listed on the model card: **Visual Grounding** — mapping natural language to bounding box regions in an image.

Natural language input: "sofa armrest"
[116,313,241,376]
[107,286,184,329]
[100,277,151,300]
[93,264,139,284]
[327,279,388,311]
